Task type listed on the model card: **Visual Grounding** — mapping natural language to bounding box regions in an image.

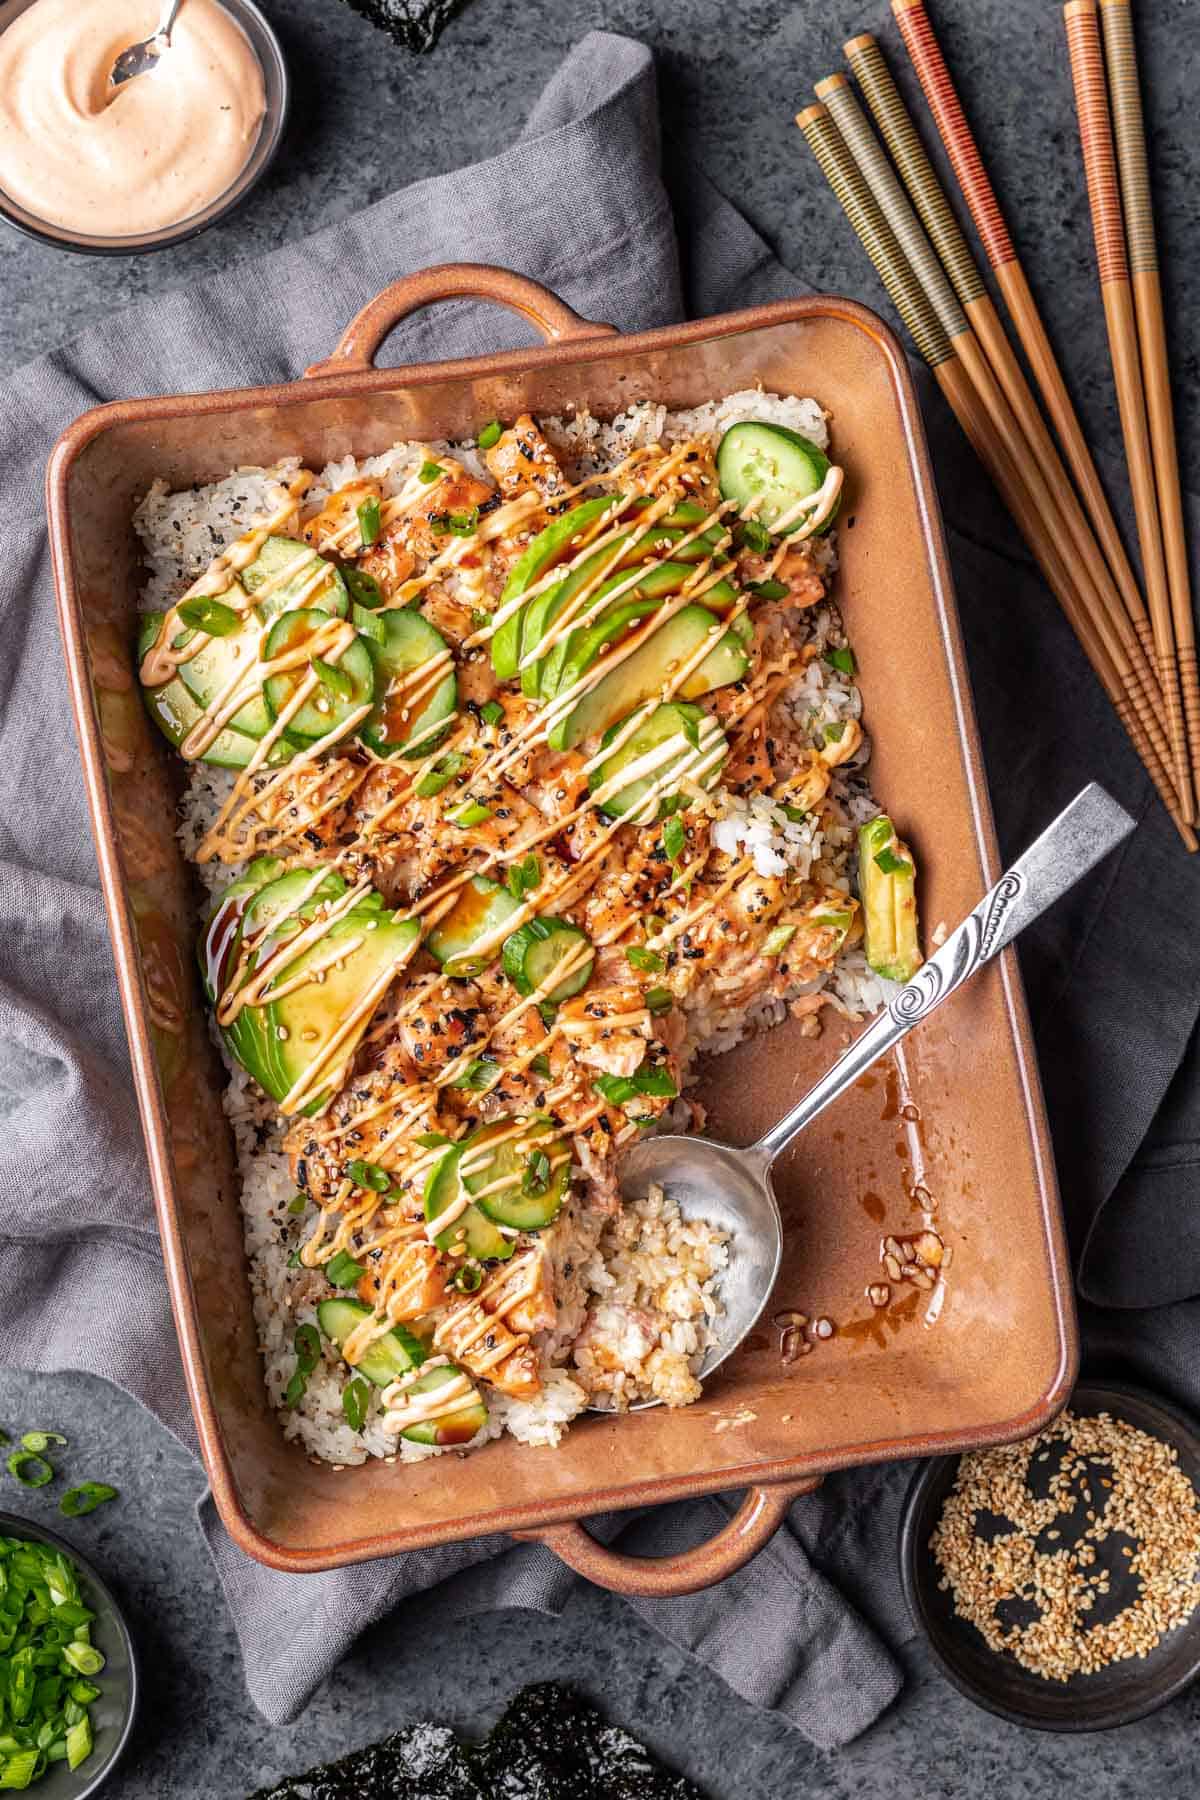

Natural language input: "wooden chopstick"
[1098,0,1200,789]
[889,0,1158,683]
[812,71,1177,798]
[841,32,1171,756]
[794,103,1196,851]
[1063,0,1192,819]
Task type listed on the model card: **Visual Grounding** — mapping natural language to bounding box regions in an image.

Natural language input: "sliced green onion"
[530,1053,552,1079]
[284,1323,322,1409]
[418,460,444,484]
[346,1159,390,1191]
[662,816,685,863]
[448,1057,498,1092]
[873,847,908,875]
[65,1716,93,1772]
[761,924,796,956]
[626,946,664,973]
[645,987,673,1016]
[59,1484,118,1520]
[825,646,856,675]
[287,1194,307,1215]
[342,1377,371,1433]
[311,656,354,700]
[480,699,504,727]
[357,497,383,547]
[593,1074,637,1107]
[823,720,846,744]
[451,1261,484,1294]
[19,1432,66,1454]
[780,804,808,824]
[452,801,492,828]
[738,519,772,555]
[415,751,466,798]
[61,1644,104,1678]
[345,567,385,610]
[0,1749,39,1788]
[177,596,241,637]
[7,1452,53,1489]
[325,1250,365,1288]
[522,1150,552,1197]
[415,1130,451,1148]
[477,420,503,450]
[633,1065,677,1098]
[431,508,478,538]
[748,579,789,600]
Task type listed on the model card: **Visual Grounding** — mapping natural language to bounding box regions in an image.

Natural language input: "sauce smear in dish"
[0,0,265,237]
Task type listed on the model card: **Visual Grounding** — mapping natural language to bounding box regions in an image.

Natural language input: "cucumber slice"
[492,496,619,679]
[549,605,752,752]
[588,702,727,821]
[358,609,457,759]
[425,876,523,977]
[317,1297,426,1389]
[501,917,594,1003]
[423,1145,514,1262]
[262,608,375,743]
[240,535,349,621]
[463,1116,569,1232]
[177,616,274,740]
[716,421,837,536]
[395,1362,488,1446]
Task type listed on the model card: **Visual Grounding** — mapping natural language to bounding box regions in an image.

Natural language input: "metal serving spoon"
[109,0,185,88]
[617,782,1135,1393]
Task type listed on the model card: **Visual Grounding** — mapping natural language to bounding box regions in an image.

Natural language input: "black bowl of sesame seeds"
[900,1382,1200,1729]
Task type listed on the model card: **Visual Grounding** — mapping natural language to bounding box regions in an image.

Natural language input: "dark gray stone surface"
[3,0,1198,1794]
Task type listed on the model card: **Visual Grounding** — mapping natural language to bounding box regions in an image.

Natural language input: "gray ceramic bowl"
[0,1512,138,1795]
[900,1382,1200,1731]
[0,0,287,255]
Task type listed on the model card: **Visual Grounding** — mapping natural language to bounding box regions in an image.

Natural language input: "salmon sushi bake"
[133,391,922,1466]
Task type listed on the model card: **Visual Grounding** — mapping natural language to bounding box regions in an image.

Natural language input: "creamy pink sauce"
[0,0,265,237]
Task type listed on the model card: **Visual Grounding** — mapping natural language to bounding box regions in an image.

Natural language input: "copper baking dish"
[46,264,1077,1595]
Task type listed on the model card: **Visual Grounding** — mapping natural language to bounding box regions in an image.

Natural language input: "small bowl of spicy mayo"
[0,0,287,254]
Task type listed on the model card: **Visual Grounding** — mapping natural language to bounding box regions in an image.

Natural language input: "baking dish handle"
[304,263,617,377]
[511,1479,821,1598]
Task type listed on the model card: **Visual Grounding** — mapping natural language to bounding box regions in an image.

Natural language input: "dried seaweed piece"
[336,0,471,54]
[248,1683,707,1800]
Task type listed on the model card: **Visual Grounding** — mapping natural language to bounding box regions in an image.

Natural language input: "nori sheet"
[336,0,471,53]
[249,1682,708,1799]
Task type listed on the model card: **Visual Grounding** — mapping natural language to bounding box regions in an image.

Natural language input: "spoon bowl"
[612,784,1136,1409]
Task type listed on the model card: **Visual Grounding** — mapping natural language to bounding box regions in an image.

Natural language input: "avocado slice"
[317,1297,426,1388]
[492,496,620,679]
[197,855,285,1002]
[588,701,727,821]
[138,611,275,767]
[548,605,752,751]
[219,869,419,1111]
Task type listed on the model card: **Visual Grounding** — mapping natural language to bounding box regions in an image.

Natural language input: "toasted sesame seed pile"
[930,1409,1200,1681]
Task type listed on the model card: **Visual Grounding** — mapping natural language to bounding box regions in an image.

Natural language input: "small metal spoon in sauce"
[616,783,1135,1400]
[109,0,185,88]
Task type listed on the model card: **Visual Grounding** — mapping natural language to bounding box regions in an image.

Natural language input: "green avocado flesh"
[463,1116,569,1232]
[396,1362,488,1445]
[212,868,419,1111]
[549,605,751,751]
[492,496,620,679]
[425,876,522,977]
[317,1297,425,1388]
[588,701,727,822]
[358,608,457,758]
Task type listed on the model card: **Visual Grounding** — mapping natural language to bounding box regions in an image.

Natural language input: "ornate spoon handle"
[752,783,1135,1166]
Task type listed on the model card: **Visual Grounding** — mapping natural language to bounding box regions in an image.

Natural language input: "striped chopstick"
[1063,0,1192,818]
[812,69,1176,796]
[889,0,1154,676]
[1099,0,1200,787]
[842,31,1170,749]
[794,103,1196,851]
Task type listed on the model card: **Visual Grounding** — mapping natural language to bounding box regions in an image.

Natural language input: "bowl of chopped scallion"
[0,1515,136,1794]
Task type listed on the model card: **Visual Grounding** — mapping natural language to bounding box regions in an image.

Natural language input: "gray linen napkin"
[2,25,1199,1755]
